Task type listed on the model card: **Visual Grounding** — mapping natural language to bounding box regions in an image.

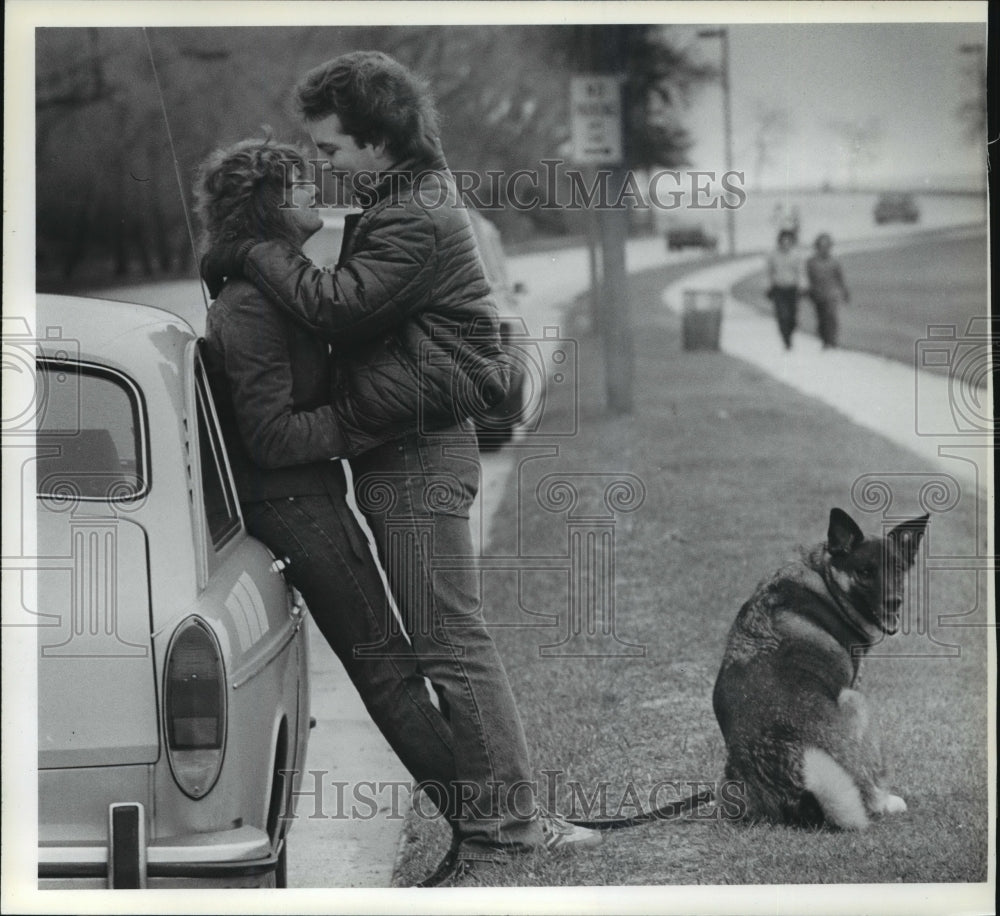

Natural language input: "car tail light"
[164,617,226,799]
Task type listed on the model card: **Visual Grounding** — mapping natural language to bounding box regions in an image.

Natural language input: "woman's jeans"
[244,422,541,862]
[770,285,798,348]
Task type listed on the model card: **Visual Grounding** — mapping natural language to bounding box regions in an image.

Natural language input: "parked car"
[665,224,719,252]
[33,294,310,888]
[874,192,920,224]
[468,211,529,451]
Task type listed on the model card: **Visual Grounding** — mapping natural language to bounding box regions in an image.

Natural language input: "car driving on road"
[665,223,719,252]
[874,192,920,224]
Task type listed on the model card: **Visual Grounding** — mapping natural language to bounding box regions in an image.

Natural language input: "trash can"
[682,289,723,351]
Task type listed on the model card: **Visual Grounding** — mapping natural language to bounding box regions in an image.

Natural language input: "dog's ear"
[828,508,864,556]
[889,513,929,568]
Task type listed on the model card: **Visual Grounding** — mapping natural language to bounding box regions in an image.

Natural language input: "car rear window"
[35,360,147,501]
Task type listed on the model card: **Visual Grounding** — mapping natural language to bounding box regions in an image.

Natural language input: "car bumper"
[38,803,278,889]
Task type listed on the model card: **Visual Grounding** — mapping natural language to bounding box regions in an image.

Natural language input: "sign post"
[570,48,634,415]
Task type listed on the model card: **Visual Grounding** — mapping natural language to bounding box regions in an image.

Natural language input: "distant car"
[468,211,528,451]
[665,224,719,252]
[32,294,311,888]
[874,192,920,224]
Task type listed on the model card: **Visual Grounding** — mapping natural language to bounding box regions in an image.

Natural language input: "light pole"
[698,27,735,256]
[958,42,987,191]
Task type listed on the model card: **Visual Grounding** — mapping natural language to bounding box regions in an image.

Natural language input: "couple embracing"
[193,51,600,887]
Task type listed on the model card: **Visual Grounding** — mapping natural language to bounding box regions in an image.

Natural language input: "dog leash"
[567,785,716,830]
[415,786,716,886]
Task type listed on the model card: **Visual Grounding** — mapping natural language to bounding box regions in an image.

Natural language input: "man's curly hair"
[295,51,440,165]
[193,137,308,254]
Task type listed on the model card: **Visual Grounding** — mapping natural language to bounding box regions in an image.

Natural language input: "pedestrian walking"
[766,229,802,349]
[198,51,600,887]
[806,232,850,348]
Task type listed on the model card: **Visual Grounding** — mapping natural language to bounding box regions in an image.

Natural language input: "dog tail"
[801,747,869,830]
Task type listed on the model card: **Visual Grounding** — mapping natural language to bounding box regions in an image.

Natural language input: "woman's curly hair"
[193,136,308,255]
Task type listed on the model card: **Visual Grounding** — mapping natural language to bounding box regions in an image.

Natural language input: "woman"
[194,135,598,886]
[806,233,850,349]
[766,229,802,350]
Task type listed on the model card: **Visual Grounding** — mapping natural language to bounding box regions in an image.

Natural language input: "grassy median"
[392,259,989,887]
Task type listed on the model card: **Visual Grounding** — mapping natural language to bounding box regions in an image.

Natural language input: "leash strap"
[568,786,715,830]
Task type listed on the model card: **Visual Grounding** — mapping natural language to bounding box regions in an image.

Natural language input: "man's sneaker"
[539,810,603,853]
[414,811,601,886]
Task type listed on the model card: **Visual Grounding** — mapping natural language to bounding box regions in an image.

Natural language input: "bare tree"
[750,101,793,191]
[827,116,883,190]
[36,25,713,287]
[957,43,986,146]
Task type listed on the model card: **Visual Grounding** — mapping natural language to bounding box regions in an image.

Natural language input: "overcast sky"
[680,21,986,190]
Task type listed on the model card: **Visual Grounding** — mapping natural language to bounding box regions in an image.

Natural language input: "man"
[202,51,599,886]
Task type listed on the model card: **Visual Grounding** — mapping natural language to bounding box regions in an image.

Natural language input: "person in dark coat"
[806,233,850,349]
[196,136,465,834]
[198,52,599,886]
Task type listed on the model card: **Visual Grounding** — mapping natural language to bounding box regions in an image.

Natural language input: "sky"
[679,21,987,190]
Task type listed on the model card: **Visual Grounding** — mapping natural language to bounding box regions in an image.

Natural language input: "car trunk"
[37,508,159,768]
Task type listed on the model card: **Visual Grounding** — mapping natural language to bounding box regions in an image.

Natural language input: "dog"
[712,507,928,830]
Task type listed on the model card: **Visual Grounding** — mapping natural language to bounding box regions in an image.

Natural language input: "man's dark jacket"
[240,151,510,436]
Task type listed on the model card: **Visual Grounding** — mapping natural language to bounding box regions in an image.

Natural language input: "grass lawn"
[392,259,990,888]
[731,233,989,374]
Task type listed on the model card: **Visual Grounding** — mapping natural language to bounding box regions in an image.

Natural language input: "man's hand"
[200,240,258,299]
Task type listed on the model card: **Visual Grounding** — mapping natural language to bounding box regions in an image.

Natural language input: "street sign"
[570,75,624,165]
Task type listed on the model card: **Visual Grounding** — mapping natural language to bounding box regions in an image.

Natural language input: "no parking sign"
[570,75,624,165]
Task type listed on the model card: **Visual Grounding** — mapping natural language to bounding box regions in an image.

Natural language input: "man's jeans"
[244,424,541,862]
[351,420,542,861]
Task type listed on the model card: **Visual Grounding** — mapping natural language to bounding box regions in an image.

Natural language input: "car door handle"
[270,557,306,623]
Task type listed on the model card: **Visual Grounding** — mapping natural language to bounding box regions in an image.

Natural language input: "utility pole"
[698,27,736,256]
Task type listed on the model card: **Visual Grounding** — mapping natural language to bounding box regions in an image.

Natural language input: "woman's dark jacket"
[239,152,509,445]
[203,279,353,503]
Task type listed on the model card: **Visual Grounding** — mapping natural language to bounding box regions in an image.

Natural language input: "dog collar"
[787,562,878,660]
